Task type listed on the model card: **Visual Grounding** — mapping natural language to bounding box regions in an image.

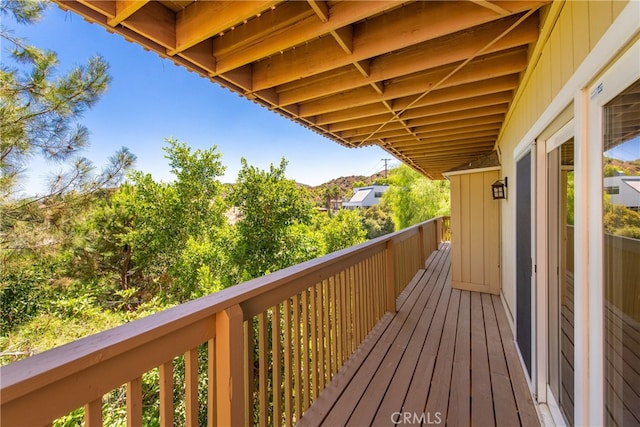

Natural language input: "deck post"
[436,218,443,250]
[216,304,245,426]
[386,239,396,313]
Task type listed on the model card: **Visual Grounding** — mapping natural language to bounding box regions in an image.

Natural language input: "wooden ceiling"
[54,0,549,179]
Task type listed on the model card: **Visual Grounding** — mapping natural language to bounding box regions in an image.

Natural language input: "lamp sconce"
[491,177,508,200]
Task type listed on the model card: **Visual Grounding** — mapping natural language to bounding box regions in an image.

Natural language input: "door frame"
[585,39,640,425]
[535,119,575,425]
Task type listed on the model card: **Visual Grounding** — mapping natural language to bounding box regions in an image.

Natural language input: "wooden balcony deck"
[299,243,540,426]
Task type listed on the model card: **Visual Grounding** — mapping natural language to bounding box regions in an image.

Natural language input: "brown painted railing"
[0,216,449,426]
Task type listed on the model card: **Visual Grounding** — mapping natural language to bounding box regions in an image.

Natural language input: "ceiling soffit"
[54,0,549,179]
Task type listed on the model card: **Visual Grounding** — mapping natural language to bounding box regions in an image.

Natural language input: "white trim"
[586,38,640,427]
[443,166,501,177]
[545,385,568,427]
[537,119,575,418]
[573,85,591,427]
[535,136,548,404]
[545,119,575,154]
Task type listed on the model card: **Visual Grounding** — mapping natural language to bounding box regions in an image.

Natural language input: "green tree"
[0,1,134,200]
[229,158,314,279]
[74,139,229,302]
[362,204,395,239]
[322,184,341,216]
[320,209,367,253]
[381,165,450,230]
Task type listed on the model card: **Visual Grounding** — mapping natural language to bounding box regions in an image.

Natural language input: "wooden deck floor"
[298,243,540,426]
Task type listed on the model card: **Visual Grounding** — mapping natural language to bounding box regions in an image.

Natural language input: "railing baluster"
[293,294,302,421]
[244,317,254,425]
[284,298,293,426]
[329,276,338,377]
[317,282,326,392]
[185,348,199,427]
[271,304,282,426]
[349,268,356,355]
[206,340,215,427]
[159,360,174,427]
[126,377,142,427]
[258,311,268,427]
[322,279,330,386]
[310,284,318,401]
[301,290,310,410]
[386,239,396,313]
[84,398,102,426]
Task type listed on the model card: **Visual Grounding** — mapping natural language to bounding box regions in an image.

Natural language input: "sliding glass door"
[601,78,640,426]
[547,137,575,425]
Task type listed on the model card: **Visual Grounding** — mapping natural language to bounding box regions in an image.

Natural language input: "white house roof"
[624,179,640,193]
[349,189,373,203]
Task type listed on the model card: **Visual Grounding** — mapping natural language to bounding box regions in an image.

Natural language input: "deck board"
[299,244,540,426]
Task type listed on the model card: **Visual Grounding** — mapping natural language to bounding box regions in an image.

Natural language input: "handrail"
[0,216,449,426]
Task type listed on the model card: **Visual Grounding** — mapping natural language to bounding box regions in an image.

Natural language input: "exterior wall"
[497,0,629,316]
[493,1,639,425]
[449,169,501,295]
[604,176,640,209]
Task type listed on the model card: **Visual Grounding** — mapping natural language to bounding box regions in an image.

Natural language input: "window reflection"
[602,79,640,426]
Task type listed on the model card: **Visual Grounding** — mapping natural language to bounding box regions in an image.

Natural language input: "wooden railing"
[566,226,640,322]
[0,216,449,426]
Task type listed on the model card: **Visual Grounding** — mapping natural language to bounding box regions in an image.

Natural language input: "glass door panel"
[548,139,575,425]
[602,78,640,425]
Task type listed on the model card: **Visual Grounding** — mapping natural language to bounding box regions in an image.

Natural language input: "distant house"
[604,176,640,210]
[342,185,388,209]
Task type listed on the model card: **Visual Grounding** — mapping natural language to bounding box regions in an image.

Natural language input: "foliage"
[604,202,640,238]
[381,165,450,230]
[0,260,54,335]
[362,204,395,239]
[317,209,367,253]
[0,1,134,200]
[229,158,314,279]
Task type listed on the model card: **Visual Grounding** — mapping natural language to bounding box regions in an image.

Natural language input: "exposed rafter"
[53,0,550,179]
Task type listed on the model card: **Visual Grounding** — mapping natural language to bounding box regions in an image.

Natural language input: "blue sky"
[8,5,396,196]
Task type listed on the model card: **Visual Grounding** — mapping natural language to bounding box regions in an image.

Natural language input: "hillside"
[311,171,388,197]
[605,157,640,176]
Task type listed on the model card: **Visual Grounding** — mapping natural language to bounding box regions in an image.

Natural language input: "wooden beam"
[391,75,519,111]
[396,135,499,152]
[359,5,541,145]
[331,25,354,55]
[169,1,279,55]
[212,1,398,74]
[470,0,513,16]
[345,112,506,142]
[297,49,527,117]
[108,1,147,27]
[307,0,329,22]
[329,92,513,132]
[75,0,115,18]
[407,104,509,128]
[119,1,176,49]
[315,76,517,125]
[212,2,315,59]
[384,123,503,145]
[259,9,540,93]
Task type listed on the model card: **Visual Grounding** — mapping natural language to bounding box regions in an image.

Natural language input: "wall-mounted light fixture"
[491,177,508,200]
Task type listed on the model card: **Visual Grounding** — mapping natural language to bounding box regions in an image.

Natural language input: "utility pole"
[382,158,392,178]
